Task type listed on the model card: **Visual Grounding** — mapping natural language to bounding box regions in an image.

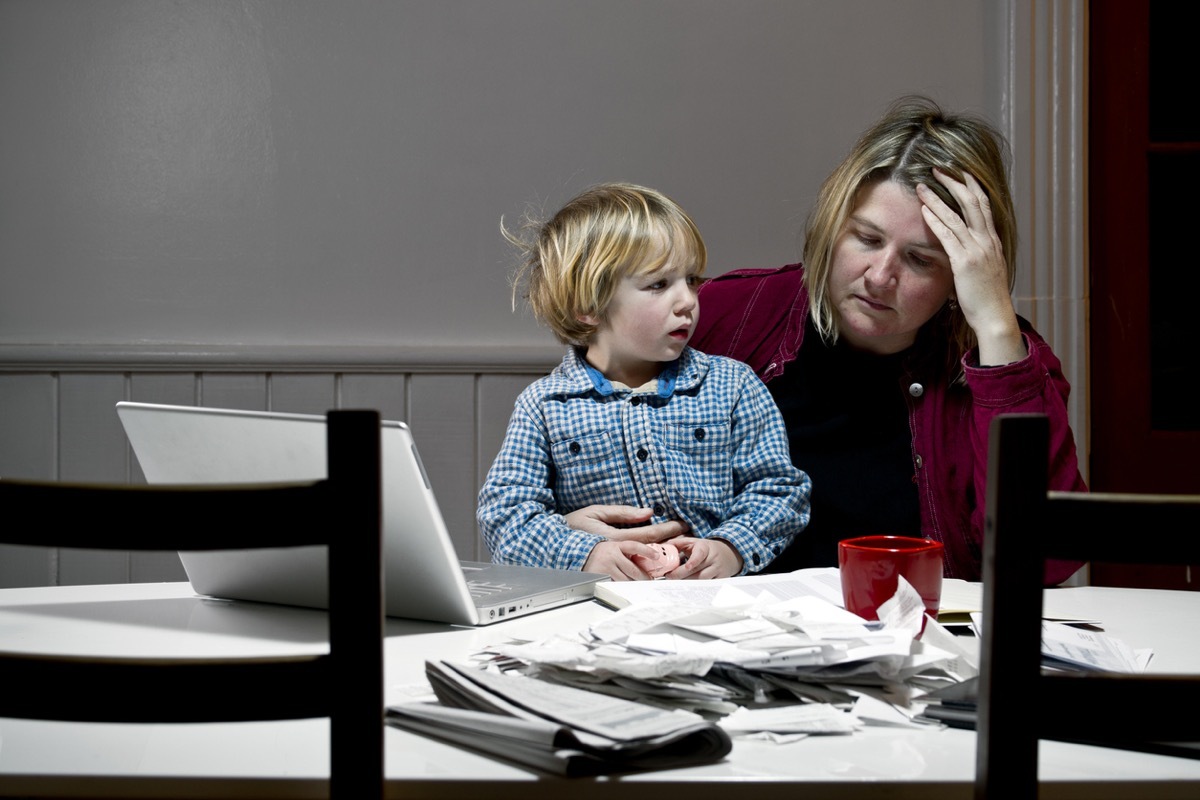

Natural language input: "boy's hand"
[565,505,690,542]
[583,540,658,581]
[665,537,742,580]
[631,542,681,578]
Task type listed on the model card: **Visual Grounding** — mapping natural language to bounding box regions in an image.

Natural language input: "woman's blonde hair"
[506,183,706,346]
[803,96,1017,371]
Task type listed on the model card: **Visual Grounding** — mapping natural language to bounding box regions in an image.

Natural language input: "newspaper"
[386,660,732,776]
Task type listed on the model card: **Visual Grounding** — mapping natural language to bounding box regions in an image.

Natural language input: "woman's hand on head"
[565,505,690,542]
[917,169,1027,366]
[663,537,743,580]
[583,540,657,581]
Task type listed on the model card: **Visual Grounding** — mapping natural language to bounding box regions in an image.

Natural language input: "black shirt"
[764,319,921,572]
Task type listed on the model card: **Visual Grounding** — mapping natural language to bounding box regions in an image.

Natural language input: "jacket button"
[908,382,924,397]
[568,441,581,454]
[694,428,706,441]
[636,448,649,461]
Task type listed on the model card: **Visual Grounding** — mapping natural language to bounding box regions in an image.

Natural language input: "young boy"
[477,183,811,581]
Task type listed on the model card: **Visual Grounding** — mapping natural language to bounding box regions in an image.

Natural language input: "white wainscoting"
[0,344,559,589]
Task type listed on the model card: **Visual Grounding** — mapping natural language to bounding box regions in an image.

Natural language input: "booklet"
[593,567,846,611]
[385,660,732,777]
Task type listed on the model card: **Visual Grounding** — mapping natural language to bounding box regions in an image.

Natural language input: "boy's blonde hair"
[803,96,1017,375]
[506,183,706,346]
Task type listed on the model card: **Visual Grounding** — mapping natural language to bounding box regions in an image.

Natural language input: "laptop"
[116,401,607,626]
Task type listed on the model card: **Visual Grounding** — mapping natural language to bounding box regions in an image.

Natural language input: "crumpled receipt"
[875,575,931,636]
[719,702,860,740]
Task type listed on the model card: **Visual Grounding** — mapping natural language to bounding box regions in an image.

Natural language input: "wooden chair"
[0,409,384,799]
[976,413,1200,799]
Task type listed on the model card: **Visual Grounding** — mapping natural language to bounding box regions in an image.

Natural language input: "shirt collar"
[579,352,682,399]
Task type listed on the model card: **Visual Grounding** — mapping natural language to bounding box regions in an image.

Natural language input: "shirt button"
[752,553,761,566]
[630,397,641,406]
[694,428,706,441]
[568,441,581,454]
[915,454,923,469]
[653,504,664,516]
[636,448,649,461]
[908,382,924,397]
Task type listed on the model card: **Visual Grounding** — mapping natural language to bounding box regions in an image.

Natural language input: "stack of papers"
[918,616,1152,728]
[1039,620,1150,672]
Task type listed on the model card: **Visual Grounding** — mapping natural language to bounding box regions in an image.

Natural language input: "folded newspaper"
[385,660,732,776]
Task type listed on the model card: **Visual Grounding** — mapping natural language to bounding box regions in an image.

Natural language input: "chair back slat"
[1042,494,1200,563]
[0,481,333,549]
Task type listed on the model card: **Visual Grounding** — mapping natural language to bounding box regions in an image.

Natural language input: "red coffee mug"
[838,535,944,621]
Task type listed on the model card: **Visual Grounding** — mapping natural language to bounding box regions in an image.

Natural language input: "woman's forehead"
[846,180,943,249]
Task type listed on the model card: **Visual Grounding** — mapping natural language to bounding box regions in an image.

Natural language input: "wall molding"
[989,0,1089,480]
[0,343,564,374]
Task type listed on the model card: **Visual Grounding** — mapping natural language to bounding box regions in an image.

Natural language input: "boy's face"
[580,248,701,387]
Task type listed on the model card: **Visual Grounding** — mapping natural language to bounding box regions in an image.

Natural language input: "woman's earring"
[947,296,959,311]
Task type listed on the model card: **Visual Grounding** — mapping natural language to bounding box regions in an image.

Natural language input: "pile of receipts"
[387,568,980,771]
[467,569,978,739]
[387,568,1151,772]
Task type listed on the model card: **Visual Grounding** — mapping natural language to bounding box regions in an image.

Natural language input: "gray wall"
[0,0,998,588]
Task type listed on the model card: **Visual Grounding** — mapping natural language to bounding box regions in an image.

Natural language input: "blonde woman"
[692,97,1085,583]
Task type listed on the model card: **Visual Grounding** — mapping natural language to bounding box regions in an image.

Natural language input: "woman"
[689,96,1085,583]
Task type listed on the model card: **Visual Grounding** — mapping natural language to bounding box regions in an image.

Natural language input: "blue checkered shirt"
[477,347,811,574]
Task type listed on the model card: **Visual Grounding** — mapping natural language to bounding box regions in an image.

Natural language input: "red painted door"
[1089,2,1200,589]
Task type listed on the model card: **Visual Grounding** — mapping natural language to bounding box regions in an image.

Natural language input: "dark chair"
[976,413,1200,799]
[0,409,384,800]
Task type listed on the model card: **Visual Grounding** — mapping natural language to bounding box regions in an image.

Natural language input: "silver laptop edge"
[116,401,604,625]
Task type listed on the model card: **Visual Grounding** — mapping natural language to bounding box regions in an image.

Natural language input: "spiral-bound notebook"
[116,401,605,626]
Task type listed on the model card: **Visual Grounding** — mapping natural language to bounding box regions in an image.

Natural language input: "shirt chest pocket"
[663,421,731,453]
[662,420,733,508]
[550,431,628,509]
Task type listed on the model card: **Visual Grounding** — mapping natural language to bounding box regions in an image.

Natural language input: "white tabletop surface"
[1,581,1198,799]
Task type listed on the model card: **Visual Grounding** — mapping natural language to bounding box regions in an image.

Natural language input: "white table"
[1,582,1198,799]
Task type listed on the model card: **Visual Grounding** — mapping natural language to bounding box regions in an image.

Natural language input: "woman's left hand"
[917,169,1027,366]
[564,504,690,542]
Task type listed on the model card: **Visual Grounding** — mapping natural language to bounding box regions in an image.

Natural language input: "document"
[1039,620,1146,672]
